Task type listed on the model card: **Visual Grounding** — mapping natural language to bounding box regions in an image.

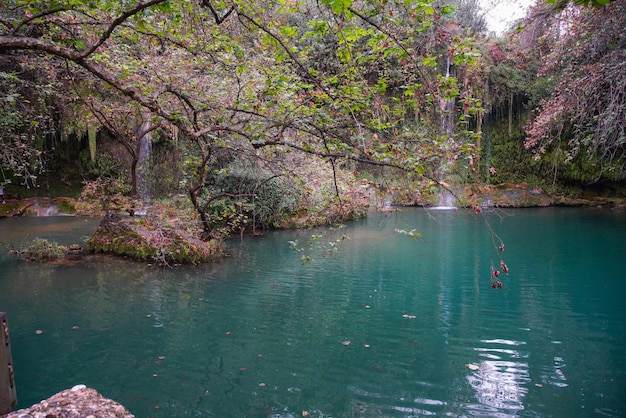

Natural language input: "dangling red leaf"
[500,260,509,275]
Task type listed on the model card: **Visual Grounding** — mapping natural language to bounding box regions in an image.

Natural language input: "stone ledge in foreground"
[1,385,134,418]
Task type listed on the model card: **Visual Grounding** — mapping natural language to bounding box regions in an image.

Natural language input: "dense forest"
[1,0,625,260]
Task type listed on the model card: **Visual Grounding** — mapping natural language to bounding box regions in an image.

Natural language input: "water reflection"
[467,339,530,416]
[1,209,625,417]
[548,355,568,388]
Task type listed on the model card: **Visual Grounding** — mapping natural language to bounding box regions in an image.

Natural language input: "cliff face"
[1,385,134,418]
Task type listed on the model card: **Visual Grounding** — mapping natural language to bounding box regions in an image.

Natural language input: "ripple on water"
[464,338,531,416]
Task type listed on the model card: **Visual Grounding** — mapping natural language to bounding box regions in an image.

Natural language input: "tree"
[1,0,480,235]
[0,53,54,188]
[525,0,626,182]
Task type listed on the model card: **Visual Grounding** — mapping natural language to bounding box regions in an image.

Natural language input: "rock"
[86,213,221,265]
[1,386,134,418]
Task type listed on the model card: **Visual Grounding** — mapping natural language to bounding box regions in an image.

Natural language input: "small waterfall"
[432,181,457,210]
[136,122,153,203]
[432,55,457,210]
[437,186,456,208]
[440,55,455,138]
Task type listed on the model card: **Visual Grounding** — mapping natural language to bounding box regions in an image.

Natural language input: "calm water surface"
[0,208,625,417]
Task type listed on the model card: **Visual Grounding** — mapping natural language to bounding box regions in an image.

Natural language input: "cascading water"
[136,122,152,204]
[435,184,456,208]
[440,55,455,138]
[433,55,457,210]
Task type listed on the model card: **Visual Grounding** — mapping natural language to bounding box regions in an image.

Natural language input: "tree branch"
[79,0,167,59]
[9,7,67,36]
[200,0,235,25]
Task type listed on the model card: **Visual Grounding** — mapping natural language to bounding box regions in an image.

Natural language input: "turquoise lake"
[0,207,625,417]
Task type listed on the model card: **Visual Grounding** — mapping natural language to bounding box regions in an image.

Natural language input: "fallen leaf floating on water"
[465,363,480,371]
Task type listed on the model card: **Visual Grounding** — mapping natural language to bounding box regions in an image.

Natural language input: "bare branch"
[9,7,67,36]
[200,0,235,24]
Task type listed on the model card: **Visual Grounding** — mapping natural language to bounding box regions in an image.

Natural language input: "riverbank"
[462,183,626,209]
[2,183,623,265]
[2,183,625,219]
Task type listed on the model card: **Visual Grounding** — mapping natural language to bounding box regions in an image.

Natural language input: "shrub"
[23,238,67,261]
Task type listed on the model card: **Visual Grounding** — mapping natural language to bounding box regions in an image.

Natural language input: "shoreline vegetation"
[2,182,624,266]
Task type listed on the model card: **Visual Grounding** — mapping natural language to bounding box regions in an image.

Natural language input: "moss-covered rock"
[461,183,626,208]
[86,213,221,265]
[22,238,68,261]
[0,197,77,217]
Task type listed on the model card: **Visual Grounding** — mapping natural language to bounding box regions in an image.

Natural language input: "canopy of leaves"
[1,0,486,235]
[525,0,626,182]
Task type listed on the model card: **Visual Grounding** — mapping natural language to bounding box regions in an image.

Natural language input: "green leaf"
[321,0,354,15]
[279,25,298,38]
[441,5,456,15]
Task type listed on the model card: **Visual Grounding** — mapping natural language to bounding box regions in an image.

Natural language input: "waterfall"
[433,55,457,210]
[432,181,457,209]
[136,121,152,203]
[440,55,455,138]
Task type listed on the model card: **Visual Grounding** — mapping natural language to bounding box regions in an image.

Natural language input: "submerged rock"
[1,385,134,418]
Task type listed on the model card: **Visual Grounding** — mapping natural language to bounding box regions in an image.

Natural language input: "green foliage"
[0,0,502,238]
[289,231,349,264]
[54,198,77,214]
[523,1,626,182]
[547,0,613,9]
[485,121,542,184]
[205,162,302,235]
[0,68,54,187]
[205,199,249,239]
[23,238,67,261]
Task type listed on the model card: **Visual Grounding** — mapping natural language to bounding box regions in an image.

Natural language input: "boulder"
[1,385,134,418]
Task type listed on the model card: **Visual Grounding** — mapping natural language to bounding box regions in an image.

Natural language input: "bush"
[206,164,302,233]
[23,238,67,261]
